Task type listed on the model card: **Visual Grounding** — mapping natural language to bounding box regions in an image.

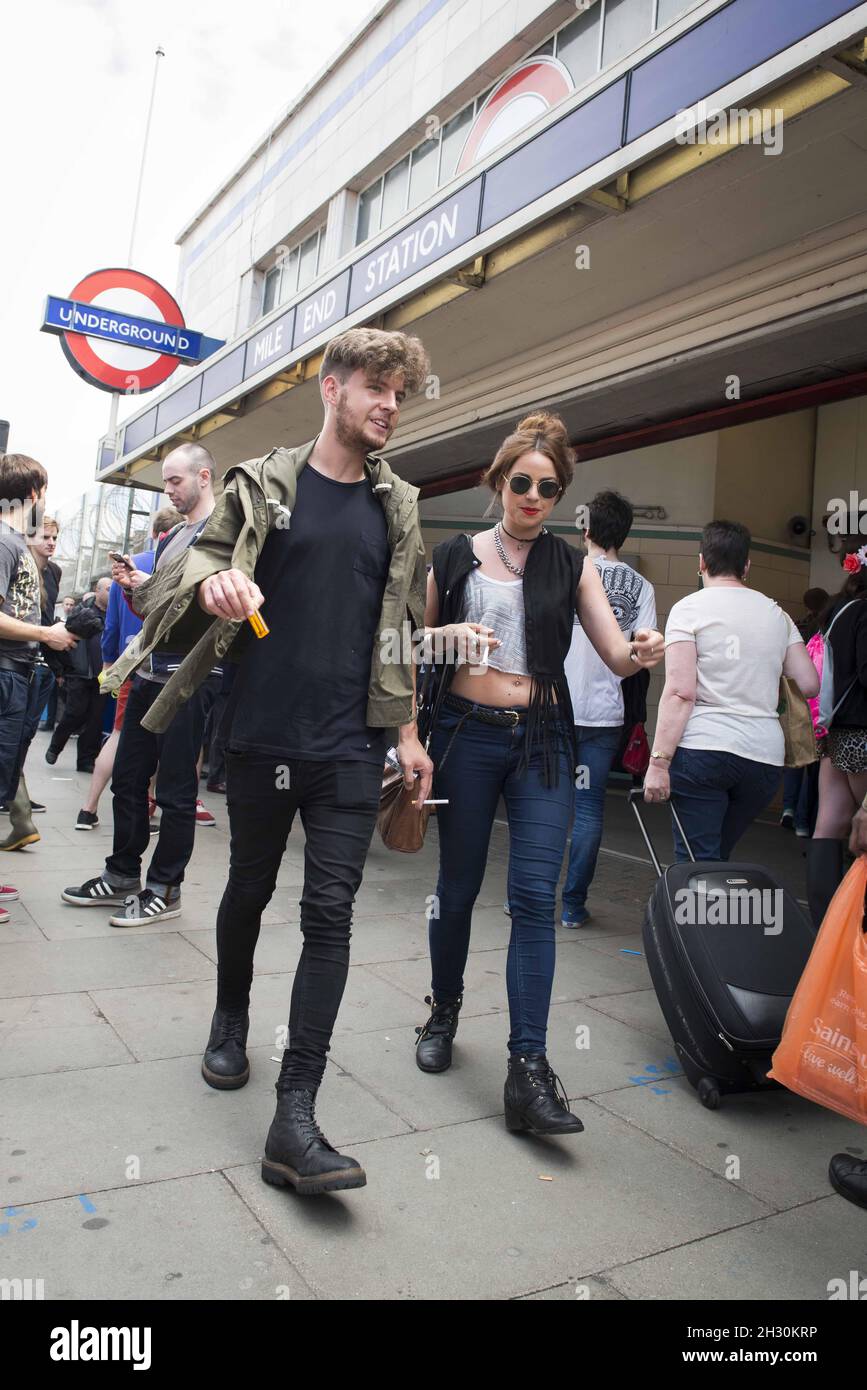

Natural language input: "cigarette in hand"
[422,799,449,805]
[248,610,269,639]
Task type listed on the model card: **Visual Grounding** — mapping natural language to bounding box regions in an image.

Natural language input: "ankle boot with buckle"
[504,1054,584,1136]
[261,1086,366,1195]
[415,993,462,1073]
[201,1006,250,1089]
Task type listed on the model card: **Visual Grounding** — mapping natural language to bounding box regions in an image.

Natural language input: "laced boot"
[504,1054,584,1136]
[262,1086,366,1195]
[415,994,462,1073]
[200,1006,250,1089]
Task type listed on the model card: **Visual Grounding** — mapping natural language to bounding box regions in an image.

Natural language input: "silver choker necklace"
[494,522,546,576]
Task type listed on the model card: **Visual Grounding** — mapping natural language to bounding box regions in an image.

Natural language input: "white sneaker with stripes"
[62,876,137,907]
[110,888,181,928]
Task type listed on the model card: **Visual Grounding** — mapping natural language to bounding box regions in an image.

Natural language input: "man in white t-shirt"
[562,491,656,926]
[643,520,819,862]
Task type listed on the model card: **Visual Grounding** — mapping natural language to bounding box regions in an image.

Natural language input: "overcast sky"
[0,0,375,512]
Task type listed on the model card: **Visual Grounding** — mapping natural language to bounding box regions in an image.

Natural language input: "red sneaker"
[195,799,216,827]
[0,885,20,902]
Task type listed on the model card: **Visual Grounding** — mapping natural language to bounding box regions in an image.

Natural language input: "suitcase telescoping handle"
[628,787,695,878]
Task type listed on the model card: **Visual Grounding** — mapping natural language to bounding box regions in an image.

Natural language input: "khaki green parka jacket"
[103,439,427,735]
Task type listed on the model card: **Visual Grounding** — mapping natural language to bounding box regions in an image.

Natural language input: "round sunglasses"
[505,472,562,500]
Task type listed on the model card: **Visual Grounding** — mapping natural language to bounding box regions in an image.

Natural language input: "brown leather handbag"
[377,666,446,853]
[377,768,432,852]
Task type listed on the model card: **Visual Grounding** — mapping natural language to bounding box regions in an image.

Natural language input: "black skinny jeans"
[49,675,103,768]
[104,673,217,894]
[216,751,382,1091]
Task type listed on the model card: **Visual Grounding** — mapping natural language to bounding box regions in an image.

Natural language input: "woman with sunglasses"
[414,412,663,1136]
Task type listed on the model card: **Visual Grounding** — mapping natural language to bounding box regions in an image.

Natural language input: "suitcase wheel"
[697,1077,721,1110]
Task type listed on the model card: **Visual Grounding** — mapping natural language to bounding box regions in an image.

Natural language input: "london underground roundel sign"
[456,56,574,177]
[41,267,222,395]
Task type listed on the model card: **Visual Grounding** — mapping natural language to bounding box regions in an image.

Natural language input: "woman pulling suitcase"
[414,412,663,1136]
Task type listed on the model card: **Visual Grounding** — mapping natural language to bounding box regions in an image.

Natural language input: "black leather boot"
[504,1054,584,1136]
[806,838,844,931]
[201,1006,250,1089]
[829,1153,867,1209]
[415,994,462,1073]
[261,1088,366,1195]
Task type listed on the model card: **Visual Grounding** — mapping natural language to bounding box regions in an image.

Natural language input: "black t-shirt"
[227,462,390,762]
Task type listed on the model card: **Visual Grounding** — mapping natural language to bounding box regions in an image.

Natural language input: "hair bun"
[516,411,568,444]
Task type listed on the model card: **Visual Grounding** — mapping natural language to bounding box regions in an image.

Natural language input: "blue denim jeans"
[561,724,622,923]
[782,763,819,835]
[428,701,574,1055]
[0,668,40,804]
[668,747,781,862]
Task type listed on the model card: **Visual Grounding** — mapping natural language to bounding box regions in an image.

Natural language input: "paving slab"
[226,1106,770,1301]
[600,1198,867,1300]
[91,962,429,1063]
[0,1050,411,1205]
[0,933,216,998]
[582,988,671,1043]
[0,992,134,1078]
[0,1172,315,1301]
[519,1275,627,1300]
[595,1075,867,1210]
[368,938,652,1018]
[0,906,45,945]
[181,902,520,974]
[329,1001,683,1131]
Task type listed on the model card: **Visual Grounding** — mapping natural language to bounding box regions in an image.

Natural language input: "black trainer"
[109,888,181,927]
[261,1087,366,1195]
[75,810,99,831]
[415,994,462,1073]
[62,875,136,907]
[829,1153,867,1210]
[201,1007,250,1090]
[504,1054,584,1136]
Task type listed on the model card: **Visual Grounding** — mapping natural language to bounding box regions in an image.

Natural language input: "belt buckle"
[505,708,520,726]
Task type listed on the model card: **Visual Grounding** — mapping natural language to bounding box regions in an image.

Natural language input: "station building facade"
[96,0,867,716]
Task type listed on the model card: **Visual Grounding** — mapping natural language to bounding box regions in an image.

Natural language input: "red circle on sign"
[60,267,186,393]
[456,58,573,176]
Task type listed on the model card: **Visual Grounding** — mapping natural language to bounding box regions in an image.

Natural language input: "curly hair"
[320,328,430,395]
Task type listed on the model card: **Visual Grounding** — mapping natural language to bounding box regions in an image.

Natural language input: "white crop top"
[462,567,530,675]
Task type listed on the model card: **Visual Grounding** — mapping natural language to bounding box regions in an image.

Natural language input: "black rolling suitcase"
[629,789,816,1109]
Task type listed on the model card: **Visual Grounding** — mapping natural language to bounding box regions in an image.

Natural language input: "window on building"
[262,266,281,315]
[297,230,321,292]
[260,227,322,316]
[357,179,383,243]
[278,245,299,303]
[655,0,696,27]
[439,106,474,185]
[602,0,654,67]
[408,136,439,210]
[381,156,410,228]
[555,4,603,87]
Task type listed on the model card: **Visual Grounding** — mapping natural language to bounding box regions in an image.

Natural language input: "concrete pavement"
[1,734,864,1301]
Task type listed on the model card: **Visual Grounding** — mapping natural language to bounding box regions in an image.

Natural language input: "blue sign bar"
[348,181,482,315]
[42,296,224,363]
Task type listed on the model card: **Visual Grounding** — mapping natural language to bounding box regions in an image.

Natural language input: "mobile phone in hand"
[108,551,135,570]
